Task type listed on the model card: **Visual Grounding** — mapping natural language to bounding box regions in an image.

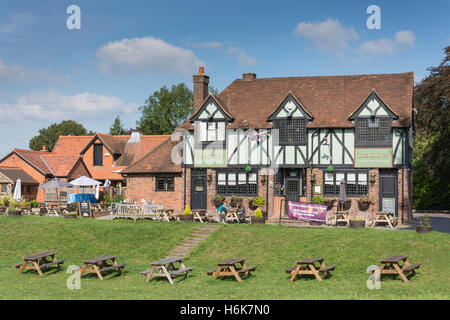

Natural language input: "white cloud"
[0,59,70,83]
[394,30,415,46]
[227,47,257,66]
[96,36,204,76]
[0,90,136,122]
[358,30,415,56]
[294,18,359,55]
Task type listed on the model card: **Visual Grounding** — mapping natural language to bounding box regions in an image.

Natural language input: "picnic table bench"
[79,255,126,280]
[192,209,210,223]
[15,251,65,275]
[371,212,398,228]
[373,255,421,283]
[226,210,240,223]
[207,258,256,282]
[159,209,175,222]
[141,257,193,284]
[285,257,335,282]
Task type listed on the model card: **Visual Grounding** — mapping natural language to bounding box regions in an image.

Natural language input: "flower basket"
[358,201,371,212]
[230,196,242,208]
[416,225,432,233]
[212,194,225,208]
[323,198,336,211]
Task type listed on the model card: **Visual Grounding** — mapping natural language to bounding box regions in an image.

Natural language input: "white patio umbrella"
[13,178,21,201]
[95,184,100,200]
[69,176,101,202]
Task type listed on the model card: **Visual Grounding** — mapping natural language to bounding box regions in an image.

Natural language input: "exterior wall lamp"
[207,171,213,184]
[370,172,376,184]
[261,175,267,185]
[310,173,316,183]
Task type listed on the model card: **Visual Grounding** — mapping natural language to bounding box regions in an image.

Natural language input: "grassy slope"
[0,216,449,299]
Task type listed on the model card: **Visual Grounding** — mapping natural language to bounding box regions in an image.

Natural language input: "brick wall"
[126,173,184,214]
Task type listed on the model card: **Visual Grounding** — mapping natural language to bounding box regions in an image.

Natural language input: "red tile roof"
[180,72,414,130]
[52,136,94,154]
[40,154,82,177]
[122,138,182,174]
[0,166,39,184]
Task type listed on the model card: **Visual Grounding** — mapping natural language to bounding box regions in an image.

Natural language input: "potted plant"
[179,204,193,222]
[416,214,432,233]
[30,200,40,215]
[358,196,372,212]
[211,194,225,209]
[349,218,365,229]
[230,196,242,208]
[7,207,20,216]
[64,212,77,219]
[311,195,324,205]
[323,197,336,211]
[251,207,265,224]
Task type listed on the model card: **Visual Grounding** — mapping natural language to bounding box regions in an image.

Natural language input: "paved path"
[167,224,222,258]
[402,213,450,234]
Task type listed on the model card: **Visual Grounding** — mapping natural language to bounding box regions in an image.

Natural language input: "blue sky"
[0,0,448,155]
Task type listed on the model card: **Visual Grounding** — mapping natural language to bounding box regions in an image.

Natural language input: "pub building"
[130,68,414,225]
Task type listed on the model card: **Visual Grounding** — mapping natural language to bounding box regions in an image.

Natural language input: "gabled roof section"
[178,72,413,129]
[348,90,399,120]
[267,92,314,121]
[116,135,169,166]
[0,166,39,184]
[79,133,129,155]
[53,135,94,154]
[0,149,53,176]
[190,94,233,122]
[122,138,182,174]
[41,154,86,178]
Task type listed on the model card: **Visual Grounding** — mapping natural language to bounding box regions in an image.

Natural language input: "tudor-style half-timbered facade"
[176,69,414,223]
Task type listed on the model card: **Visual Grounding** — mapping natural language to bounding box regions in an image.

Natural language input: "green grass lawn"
[0,216,449,299]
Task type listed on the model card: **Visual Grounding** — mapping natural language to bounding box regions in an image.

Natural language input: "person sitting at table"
[236,201,246,223]
[217,200,229,223]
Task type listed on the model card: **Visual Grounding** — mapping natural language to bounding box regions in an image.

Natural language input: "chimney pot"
[41,145,47,152]
[198,67,205,75]
[242,73,256,81]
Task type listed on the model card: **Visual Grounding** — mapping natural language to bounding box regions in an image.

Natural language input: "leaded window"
[356,117,392,146]
[273,119,307,145]
[215,170,257,196]
[323,171,368,196]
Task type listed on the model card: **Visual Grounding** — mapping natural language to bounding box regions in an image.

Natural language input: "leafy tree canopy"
[29,120,93,152]
[137,83,193,135]
[109,116,130,135]
[413,46,450,210]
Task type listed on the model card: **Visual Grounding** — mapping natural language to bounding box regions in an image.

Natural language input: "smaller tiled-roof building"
[0,166,40,201]
[122,138,183,211]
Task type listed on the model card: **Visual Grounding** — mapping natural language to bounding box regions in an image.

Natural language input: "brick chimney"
[242,73,256,81]
[193,67,209,113]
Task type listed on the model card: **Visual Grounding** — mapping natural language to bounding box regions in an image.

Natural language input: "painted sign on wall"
[354,148,392,168]
[287,201,327,224]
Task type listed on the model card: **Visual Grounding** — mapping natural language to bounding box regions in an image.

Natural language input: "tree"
[29,120,92,152]
[109,116,130,135]
[413,46,450,210]
[137,83,193,135]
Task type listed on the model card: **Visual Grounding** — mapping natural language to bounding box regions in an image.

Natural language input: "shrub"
[21,201,30,208]
[250,196,266,208]
[0,196,11,207]
[359,196,373,204]
[183,205,191,215]
[7,207,17,213]
[254,207,263,219]
[9,199,21,208]
[420,214,431,227]
[100,194,111,204]
[312,195,324,204]
[112,194,124,203]
[30,200,38,208]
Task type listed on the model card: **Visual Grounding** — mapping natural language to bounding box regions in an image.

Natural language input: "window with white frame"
[323,171,368,196]
[197,121,226,142]
[216,170,258,195]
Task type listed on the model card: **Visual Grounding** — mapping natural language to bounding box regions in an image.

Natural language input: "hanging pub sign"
[354,148,393,168]
[287,201,327,224]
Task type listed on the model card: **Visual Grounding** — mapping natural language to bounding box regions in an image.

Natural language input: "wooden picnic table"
[79,255,126,280]
[159,209,175,222]
[372,212,398,228]
[192,209,209,223]
[226,210,239,223]
[141,257,193,284]
[335,210,349,226]
[375,255,421,283]
[15,251,65,275]
[207,258,256,282]
[285,257,335,282]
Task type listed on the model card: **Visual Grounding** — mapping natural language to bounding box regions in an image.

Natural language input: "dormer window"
[93,144,103,166]
[196,121,226,143]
